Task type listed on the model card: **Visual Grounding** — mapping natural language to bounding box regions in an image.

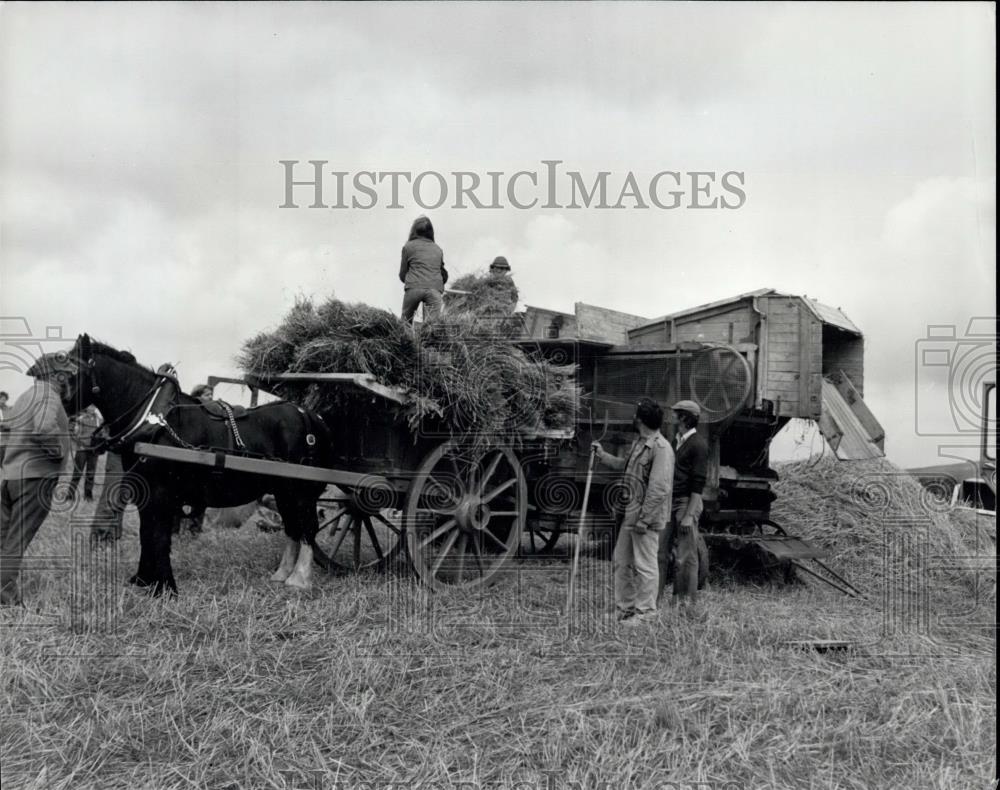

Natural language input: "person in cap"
[489,256,511,275]
[592,397,674,625]
[0,354,73,605]
[659,399,709,607]
[399,216,448,324]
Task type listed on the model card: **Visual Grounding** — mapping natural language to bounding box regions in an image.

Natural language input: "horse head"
[59,333,97,415]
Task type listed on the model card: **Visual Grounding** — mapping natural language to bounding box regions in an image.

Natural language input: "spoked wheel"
[524,515,564,555]
[405,440,527,591]
[311,495,405,573]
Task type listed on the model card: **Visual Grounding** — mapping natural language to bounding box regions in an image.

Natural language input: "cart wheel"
[405,440,526,591]
[524,516,563,555]
[311,499,404,573]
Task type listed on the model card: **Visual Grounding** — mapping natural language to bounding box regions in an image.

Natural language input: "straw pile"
[447,271,519,316]
[773,457,996,597]
[236,295,579,445]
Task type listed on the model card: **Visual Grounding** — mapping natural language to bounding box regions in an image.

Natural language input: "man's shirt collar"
[676,427,697,449]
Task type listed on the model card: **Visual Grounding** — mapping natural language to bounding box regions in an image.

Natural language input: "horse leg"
[278,489,319,591]
[270,536,298,582]
[130,484,178,596]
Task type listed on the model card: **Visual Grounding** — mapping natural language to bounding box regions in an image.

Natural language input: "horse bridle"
[75,353,180,454]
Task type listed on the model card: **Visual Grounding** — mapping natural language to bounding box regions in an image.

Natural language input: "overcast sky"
[1,2,995,467]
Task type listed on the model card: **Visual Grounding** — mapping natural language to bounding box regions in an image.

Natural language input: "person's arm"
[441,253,449,286]
[637,443,674,530]
[591,442,626,471]
[399,248,409,284]
[33,386,69,460]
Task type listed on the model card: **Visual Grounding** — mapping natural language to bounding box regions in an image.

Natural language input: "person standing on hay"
[0,355,73,606]
[593,398,674,626]
[659,399,709,609]
[399,215,448,324]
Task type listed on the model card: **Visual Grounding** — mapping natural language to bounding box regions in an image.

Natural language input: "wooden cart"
[139,371,576,591]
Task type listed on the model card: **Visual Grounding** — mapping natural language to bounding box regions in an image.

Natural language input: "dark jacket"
[673,429,709,498]
[399,238,447,291]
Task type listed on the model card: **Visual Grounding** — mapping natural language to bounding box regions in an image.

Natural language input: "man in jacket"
[659,399,709,607]
[0,357,73,606]
[593,398,674,625]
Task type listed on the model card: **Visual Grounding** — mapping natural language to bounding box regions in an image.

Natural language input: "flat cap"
[671,399,701,418]
[26,351,78,378]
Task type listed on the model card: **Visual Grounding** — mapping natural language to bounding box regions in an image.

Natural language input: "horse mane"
[82,335,196,401]
[86,338,151,372]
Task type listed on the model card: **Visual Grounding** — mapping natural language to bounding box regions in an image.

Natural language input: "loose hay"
[773,457,996,598]
[447,271,519,316]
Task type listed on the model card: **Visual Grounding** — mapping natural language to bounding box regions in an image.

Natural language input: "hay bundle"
[773,457,995,597]
[447,272,519,316]
[237,295,580,446]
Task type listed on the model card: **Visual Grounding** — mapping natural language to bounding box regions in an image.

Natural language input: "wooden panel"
[674,305,753,344]
[576,303,649,344]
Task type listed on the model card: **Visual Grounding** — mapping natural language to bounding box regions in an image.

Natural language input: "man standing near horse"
[0,356,73,606]
[68,404,102,500]
[592,397,674,625]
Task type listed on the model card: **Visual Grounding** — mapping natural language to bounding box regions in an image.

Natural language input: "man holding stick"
[593,398,674,625]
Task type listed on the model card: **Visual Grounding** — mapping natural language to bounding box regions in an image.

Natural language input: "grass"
[1,467,995,790]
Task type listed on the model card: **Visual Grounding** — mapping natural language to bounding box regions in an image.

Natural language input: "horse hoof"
[128,574,152,588]
[284,574,310,591]
[270,569,292,582]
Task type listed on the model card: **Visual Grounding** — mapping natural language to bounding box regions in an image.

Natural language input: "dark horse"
[60,334,333,596]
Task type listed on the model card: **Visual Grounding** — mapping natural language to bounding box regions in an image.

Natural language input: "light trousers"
[613,526,661,614]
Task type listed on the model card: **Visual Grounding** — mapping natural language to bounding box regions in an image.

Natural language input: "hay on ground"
[773,457,996,598]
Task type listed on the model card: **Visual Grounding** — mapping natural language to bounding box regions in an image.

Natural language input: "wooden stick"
[565,445,599,618]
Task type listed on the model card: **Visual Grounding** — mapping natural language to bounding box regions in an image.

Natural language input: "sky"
[0,2,995,468]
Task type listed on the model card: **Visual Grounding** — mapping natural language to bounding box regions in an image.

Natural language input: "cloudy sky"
[1,2,995,467]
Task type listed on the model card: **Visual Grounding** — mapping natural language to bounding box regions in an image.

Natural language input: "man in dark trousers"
[68,404,102,500]
[0,357,73,606]
[659,399,709,608]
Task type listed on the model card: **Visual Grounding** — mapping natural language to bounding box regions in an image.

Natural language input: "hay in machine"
[236,290,579,447]
[773,456,996,599]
